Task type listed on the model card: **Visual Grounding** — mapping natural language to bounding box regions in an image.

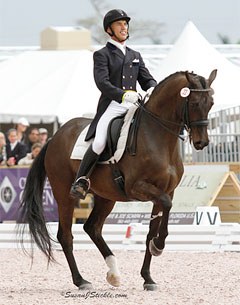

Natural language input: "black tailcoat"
[85,42,157,141]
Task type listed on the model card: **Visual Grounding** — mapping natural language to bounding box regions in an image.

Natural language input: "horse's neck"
[146,76,185,122]
[146,95,178,120]
[140,106,180,152]
[140,79,185,150]
[145,89,183,129]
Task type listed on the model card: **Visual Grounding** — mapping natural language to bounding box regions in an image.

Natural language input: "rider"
[70,9,157,199]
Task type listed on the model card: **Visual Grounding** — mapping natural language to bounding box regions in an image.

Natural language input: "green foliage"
[218,33,240,44]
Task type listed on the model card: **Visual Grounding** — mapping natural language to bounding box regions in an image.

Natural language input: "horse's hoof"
[106,272,121,287]
[143,283,158,291]
[78,280,93,290]
[149,239,163,256]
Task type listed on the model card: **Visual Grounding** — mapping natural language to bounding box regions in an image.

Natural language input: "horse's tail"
[17,140,55,262]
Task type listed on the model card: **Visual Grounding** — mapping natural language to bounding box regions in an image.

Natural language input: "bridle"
[136,88,212,141]
[182,88,211,128]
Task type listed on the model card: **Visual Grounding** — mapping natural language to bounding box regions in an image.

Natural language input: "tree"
[218,33,240,44]
[218,33,231,44]
[76,0,164,44]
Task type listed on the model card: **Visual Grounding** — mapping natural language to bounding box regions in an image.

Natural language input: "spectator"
[0,131,7,165]
[39,128,48,145]
[18,143,42,165]
[25,128,40,153]
[6,128,27,166]
[15,117,30,144]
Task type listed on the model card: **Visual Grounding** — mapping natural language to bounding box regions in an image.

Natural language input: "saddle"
[99,107,142,162]
[98,107,142,195]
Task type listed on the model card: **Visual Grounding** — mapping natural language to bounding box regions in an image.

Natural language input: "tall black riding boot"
[70,145,99,199]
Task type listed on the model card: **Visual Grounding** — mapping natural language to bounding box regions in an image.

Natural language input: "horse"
[18,69,217,291]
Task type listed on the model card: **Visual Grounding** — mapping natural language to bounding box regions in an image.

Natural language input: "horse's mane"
[153,71,207,94]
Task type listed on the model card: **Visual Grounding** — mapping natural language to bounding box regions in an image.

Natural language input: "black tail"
[17,140,55,262]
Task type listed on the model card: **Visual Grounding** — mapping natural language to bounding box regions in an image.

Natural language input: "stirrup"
[70,176,90,199]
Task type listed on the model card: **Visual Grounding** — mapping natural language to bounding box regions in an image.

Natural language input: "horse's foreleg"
[131,181,173,290]
[149,194,172,255]
[83,195,120,287]
[141,202,162,291]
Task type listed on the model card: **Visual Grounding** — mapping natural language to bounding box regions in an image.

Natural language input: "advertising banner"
[106,165,230,225]
[0,167,58,222]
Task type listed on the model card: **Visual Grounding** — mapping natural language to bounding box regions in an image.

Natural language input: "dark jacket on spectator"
[6,142,27,164]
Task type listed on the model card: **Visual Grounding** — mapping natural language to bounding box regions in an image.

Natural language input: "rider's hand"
[122,90,139,105]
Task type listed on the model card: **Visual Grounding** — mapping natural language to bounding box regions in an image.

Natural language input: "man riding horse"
[70,9,157,199]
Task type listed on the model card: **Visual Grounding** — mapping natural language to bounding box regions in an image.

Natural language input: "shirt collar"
[10,141,18,150]
[108,38,126,55]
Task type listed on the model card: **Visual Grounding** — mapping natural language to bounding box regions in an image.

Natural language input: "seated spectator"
[15,117,30,144]
[0,131,7,165]
[25,128,40,153]
[18,143,42,165]
[39,128,48,145]
[6,128,27,166]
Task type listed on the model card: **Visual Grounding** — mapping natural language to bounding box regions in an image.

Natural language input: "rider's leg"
[70,101,128,199]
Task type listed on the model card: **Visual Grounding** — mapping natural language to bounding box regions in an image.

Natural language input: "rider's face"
[107,20,128,43]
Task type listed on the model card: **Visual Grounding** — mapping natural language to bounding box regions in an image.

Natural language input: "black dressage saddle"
[99,107,142,162]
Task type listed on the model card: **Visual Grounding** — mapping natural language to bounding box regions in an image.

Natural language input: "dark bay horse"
[19,69,217,291]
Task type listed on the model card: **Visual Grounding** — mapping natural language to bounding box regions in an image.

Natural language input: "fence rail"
[182,134,240,163]
[1,222,239,252]
[182,106,240,163]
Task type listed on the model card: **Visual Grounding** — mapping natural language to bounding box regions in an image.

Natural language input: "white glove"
[122,90,139,104]
[146,87,155,96]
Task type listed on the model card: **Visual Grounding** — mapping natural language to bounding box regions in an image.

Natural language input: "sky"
[0,0,239,45]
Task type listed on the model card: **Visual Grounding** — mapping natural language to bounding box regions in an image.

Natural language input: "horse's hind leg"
[83,195,120,287]
[56,192,92,289]
[141,202,162,291]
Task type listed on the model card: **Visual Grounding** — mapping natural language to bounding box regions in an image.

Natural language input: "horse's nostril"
[194,140,209,150]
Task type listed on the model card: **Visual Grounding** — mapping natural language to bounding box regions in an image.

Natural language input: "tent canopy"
[0,50,100,124]
[154,21,240,112]
[0,22,240,125]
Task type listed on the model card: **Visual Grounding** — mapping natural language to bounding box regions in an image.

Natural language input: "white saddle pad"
[70,104,138,164]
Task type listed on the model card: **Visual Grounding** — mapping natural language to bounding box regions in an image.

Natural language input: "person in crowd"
[39,128,48,145]
[0,131,7,165]
[15,117,30,144]
[6,128,27,166]
[25,128,40,153]
[18,143,42,165]
[70,9,157,199]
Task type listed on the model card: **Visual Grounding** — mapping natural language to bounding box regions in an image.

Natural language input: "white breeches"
[92,100,131,155]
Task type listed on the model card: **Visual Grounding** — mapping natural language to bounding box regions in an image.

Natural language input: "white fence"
[182,106,240,163]
[0,223,240,252]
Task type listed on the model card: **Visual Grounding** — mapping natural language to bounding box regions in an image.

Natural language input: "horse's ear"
[185,71,198,86]
[208,69,217,86]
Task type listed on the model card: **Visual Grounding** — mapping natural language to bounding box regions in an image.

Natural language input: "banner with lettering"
[106,165,229,225]
[0,167,58,222]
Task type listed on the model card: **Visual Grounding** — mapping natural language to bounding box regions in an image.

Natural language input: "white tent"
[154,21,240,112]
[0,50,100,125]
[1,23,239,127]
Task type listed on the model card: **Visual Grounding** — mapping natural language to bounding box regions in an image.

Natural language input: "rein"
[136,88,211,141]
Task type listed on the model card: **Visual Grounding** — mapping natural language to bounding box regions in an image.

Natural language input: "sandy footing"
[0,249,239,305]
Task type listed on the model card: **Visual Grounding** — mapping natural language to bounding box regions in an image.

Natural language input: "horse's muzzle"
[193,140,209,150]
